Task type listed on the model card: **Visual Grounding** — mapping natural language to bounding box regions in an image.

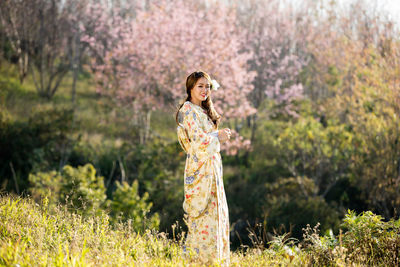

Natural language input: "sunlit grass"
[0,193,307,266]
[4,191,398,266]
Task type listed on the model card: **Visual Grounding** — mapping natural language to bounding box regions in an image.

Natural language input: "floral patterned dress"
[177,101,230,266]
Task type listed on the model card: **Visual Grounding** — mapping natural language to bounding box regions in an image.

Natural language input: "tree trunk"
[71,30,81,105]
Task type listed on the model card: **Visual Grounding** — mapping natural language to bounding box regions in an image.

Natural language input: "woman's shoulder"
[183,100,192,108]
[177,102,192,124]
[179,101,193,113]
[179,101,207,117]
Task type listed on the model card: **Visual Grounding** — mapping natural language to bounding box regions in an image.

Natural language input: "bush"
[28,170,61,208]
[29,164,160,230]
[302,210,400,266]
[107,180,160,232]
[67,137,182,233]
[341,210,400,265]
[0,106,75,193]
[267,194,340,240]
[128,140,185,233]
[29,164,106,216]
[59,164,107,216]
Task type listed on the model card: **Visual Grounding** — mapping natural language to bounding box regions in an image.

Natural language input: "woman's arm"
[181,106,220,156]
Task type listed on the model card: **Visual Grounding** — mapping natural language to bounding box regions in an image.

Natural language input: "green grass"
[0,193,305,266]
[5,192,396,266]
[3,188,400,266]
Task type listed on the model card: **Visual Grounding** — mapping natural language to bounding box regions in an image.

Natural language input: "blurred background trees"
[1,0,399,249]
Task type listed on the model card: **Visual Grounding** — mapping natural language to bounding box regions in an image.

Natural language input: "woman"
[176,71,231,266]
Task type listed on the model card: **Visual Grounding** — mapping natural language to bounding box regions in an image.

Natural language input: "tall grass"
[0,193,305,266]
[1,193,399,266]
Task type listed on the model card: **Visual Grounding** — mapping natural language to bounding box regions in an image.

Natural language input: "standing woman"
[176,71,231,266]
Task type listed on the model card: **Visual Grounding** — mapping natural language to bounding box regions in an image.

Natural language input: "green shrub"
[302,210,400,266]
[66,137,183,233]
[341,210,400,265]
[128,140,185,232]
[267,194,340,239]
[29,164,160,230]
[0,106,75,192]
[59,164,107,216]
[28,170,61,208]
[107,180,160,232]
[29,164,106,216]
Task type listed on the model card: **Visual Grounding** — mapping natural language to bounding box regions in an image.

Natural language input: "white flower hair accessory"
[211,79,220,91]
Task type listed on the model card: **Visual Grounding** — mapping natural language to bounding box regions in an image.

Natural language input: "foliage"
[28,170,61,208]
[0,106,75,193]
[273,114,354,198]
[306,19,400,218]
[226,104,346,243]
[107,180,160,232]
[48,136,183,234]
[131,140,185,233]
[29,164,159,228]
[29,164,106,216]
[302,210,400,266]
[265,183,340,239]
[59,164,107,216]
[341,210,400,265]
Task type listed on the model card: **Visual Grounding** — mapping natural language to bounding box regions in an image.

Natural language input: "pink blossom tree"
[86,0,256,147]
[232,0,308,143]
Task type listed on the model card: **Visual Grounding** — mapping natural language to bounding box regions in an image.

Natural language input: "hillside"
[0,193,302,266]
[1,193,399,266]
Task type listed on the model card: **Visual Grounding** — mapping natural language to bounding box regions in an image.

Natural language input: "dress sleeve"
[177,124,190,153]
[182,107,220,156]
[179,103,219,218]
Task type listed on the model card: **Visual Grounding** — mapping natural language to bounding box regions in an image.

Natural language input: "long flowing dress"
[177,101,230,266]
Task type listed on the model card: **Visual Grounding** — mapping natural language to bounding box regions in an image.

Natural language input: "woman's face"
[191,77,211,103]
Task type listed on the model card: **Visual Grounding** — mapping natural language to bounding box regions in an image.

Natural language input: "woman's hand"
[218,128,231,143]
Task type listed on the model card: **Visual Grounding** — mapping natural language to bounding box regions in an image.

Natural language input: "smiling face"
[191,77,211,104]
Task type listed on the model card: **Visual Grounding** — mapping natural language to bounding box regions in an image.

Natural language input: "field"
[1,193,399,266]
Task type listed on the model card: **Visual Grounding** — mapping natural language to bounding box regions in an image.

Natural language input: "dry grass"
[2,192,399,266]
[0,193,306,266]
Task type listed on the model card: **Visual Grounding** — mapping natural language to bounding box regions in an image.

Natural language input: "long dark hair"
[175,71,221,128]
